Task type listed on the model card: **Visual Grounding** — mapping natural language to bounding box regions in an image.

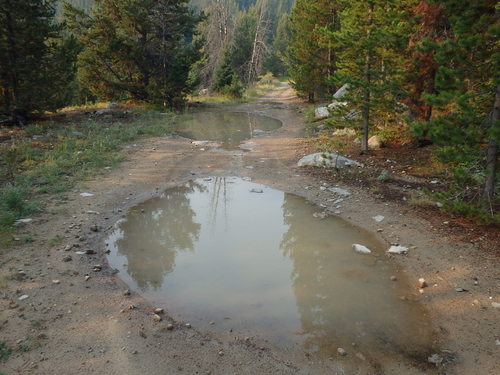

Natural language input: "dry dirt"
[1,84,498,375]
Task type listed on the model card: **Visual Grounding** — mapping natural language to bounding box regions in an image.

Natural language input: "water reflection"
[107,177,435,365]
[112,181,205,290]
[174,112,282,150]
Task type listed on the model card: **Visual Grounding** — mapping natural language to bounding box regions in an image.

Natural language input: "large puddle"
[107,178,435,365]
[174,112,282,150]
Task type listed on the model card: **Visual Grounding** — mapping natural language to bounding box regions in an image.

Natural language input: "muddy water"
[107,177,435,365]
[174,112,282,149]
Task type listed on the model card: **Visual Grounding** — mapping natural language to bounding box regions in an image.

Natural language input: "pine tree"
[264,12,291,76]
[64,0,200,107]
[0,0,78,125]
[412,0,499,211]
[287,0,341,102]
[329,0,412,152]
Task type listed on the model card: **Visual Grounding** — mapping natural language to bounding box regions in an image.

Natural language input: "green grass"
[0,341,10,361]
[0,109,174,245]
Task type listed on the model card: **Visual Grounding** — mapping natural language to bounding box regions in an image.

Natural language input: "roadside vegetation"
[0,108,173,246]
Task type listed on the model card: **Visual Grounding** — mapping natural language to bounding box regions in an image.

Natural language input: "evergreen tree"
[64,0,201,107]
[329,0,412,151]
[288,0,342,102]
[264,12,291,76]
[412,0,499,211]
[0,0,78,125]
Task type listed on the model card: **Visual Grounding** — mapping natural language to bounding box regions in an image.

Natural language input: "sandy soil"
[1,84,498,375]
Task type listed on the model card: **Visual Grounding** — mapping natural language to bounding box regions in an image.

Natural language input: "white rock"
[387,245,409,254]
[428,353,443,365]
[337,347,347,356]
[297,153,363,168]
[328,187,351,196]
[14,218,33,226]
[315,107,330,120]
[192,140,209,146]
[372,215,385,222]
[352,244,372,254]
[368,135,382,149]
[491,302,500,308]
[333,84,350,99]
[328,101,348,110]
[18,295,29,301]
[80,192,95,197]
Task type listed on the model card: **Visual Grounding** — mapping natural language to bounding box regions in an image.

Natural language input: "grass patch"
[48,235,63,247]
[0,109,174,245]
[0,341,10,361]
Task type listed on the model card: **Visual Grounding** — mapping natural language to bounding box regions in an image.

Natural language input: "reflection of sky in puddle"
[107,177,436,366]
[174,112,282,150]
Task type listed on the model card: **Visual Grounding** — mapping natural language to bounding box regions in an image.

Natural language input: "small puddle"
[174,112,282,150]
[107,177,436,367]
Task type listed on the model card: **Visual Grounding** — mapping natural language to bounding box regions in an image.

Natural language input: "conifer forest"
[0,2,498,374]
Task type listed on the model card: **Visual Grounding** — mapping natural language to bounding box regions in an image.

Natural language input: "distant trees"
[288,0,341,102]
[64,0,201,107]
[0,0,78,125]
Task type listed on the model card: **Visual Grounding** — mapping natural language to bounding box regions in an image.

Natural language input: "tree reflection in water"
[280,193,434,358]
[114,181,206,291]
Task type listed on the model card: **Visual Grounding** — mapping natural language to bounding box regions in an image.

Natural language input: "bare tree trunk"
[246,0,270,84]
[484,84,499,211]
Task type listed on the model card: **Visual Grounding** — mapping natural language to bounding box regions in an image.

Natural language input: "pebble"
[152,314,162,322]
[372,215,385,222]
[390,276,397,281]
[52,280,60,285]
[352,244,372,254]
[93,265,102,272]
[123,289,131,296]
[185,323,191,328]
[166,324,174,331]
[218,351,224,356]
[428,353,443,365]
[337,347,347,356]
[18,295,29,301]
[418,278,427,288]
[62,255,72,262]
[84,276,91,281]
[387,245,409,255]
[154,308,164,314]
[455,288,467,292]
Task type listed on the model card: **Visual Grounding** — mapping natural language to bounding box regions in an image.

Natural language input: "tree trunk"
[483,84,500,210]
[361,3,374,153]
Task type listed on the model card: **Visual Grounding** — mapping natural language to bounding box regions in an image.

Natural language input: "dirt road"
[1,84,498,375]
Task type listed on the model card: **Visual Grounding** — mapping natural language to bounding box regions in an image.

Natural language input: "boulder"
[333,84,350,99]
[368,135,382,149]
[297,152,363,168]
[315,107,330,120]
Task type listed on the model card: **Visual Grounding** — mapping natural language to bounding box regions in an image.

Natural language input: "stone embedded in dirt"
[93,265,102,272]
[315,107,330,120]
[154,308,164,314]
[250,188,264,194]
[328,187,351,196]
[62,255,72,262]
[90,225,99,232]
[166,324,174,331]
[491,302,500,309]
[123,289,131,296]
[297,153,362,169]
[84,276,90,281]
[18,294,29,301]
[85,250,96,255]
[428,353,443,365]
[455,288,468,292]
[63,244,72,251]
[52,280,60,285]
[80,192,95,197]
[352,244,372,254]
[368,135,382,150]
[390,276,397,281]
[75,251,86,255]
[13,218,33,227]
[218,350,224,356]
[387,245,409,255]
[152,314,162,322]
[418,278,428,288]
[337,347,347,356]
[185,323,191,328]
[372,215,385,222]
